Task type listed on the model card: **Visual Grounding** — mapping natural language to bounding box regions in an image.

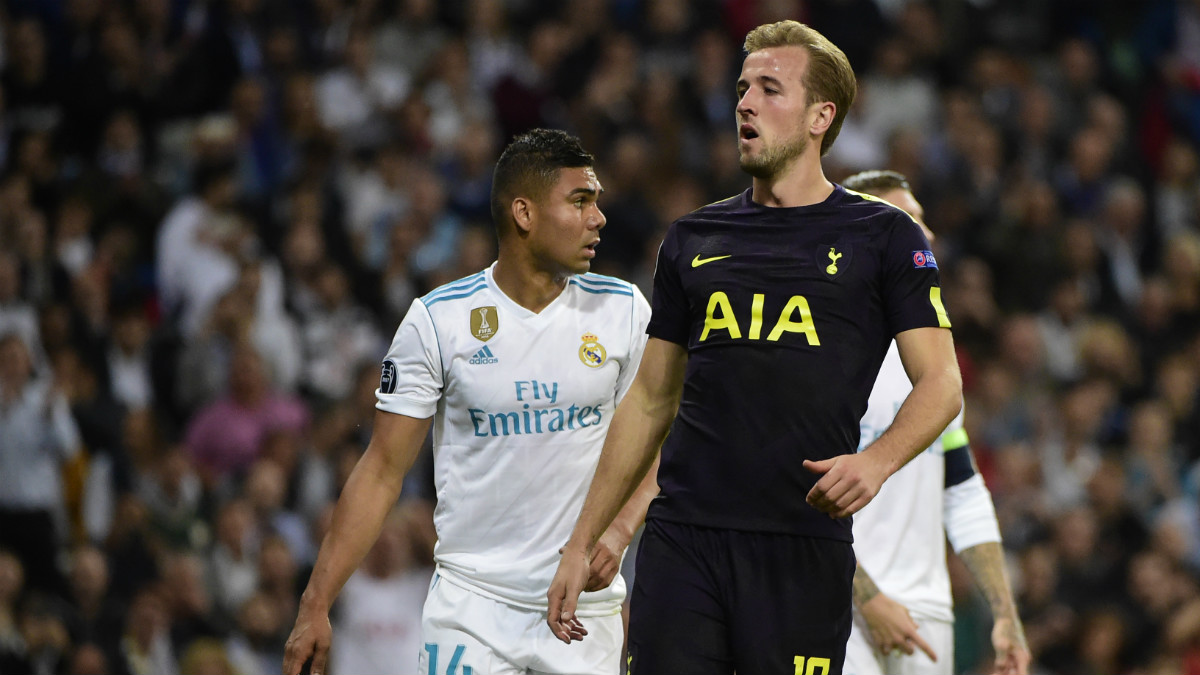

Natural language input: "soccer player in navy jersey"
[547,20,963,675]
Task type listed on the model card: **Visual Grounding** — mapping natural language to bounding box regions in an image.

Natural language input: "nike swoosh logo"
[692,254,731,268]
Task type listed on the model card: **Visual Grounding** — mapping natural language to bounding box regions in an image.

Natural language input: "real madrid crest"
[471,306,498,342]
[579,333,606,368]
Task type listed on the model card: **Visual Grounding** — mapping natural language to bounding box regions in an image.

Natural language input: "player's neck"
[750,155,833,208]
[492,255,568,314]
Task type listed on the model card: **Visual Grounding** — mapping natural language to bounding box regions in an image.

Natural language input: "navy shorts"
[627,519,854,675]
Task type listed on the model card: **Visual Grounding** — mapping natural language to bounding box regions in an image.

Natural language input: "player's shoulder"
[687,191,746,218]
[571,272,637,298]
[661,191,747,249]
[419,270,489,311]
[838,185,919,230]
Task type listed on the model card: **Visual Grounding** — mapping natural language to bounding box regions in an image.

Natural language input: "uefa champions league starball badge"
[578,333,606,368]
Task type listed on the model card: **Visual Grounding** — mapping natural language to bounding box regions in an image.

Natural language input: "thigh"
[729,534,854,675]
[627,520,733,675]
[843,615,885,675]
[421,576,524,675]
[882,619,953,675]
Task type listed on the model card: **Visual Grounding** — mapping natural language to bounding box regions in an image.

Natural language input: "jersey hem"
[646,512,853,542]
[435,566,624,618]
[890,319,951,338]
[375,397,437,419]
[645,323,689,346]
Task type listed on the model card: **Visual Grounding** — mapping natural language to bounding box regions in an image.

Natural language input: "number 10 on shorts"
[794,655,831,675]
[424,643,473,675]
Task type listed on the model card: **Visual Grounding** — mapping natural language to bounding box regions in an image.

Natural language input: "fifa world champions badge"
[471,306,499,341]
[579,333,607,368]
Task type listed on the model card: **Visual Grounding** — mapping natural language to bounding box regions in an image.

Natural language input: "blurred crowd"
[1,0,1200,673]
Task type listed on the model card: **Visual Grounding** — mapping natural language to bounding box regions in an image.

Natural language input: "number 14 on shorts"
[424,643,472,675]
[794,655,831,675]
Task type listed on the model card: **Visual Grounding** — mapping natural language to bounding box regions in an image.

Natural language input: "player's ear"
[809,101,835,138]
[510,196,534,235]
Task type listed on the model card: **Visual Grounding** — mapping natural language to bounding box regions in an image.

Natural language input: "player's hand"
[547,544,591,644]
[283,602,333,675]
[990,616,1031,675]
[586,526,630,592]
[803,452,889,518]
[859,593,937,661]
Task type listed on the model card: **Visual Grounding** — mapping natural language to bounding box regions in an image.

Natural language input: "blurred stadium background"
[0,0,1199,673]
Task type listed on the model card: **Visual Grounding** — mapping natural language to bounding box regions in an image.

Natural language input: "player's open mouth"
[584,241,598,257]
[740,125,758,140]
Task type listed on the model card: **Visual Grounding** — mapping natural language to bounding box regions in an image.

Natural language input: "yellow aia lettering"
[794,656,831,675]
[700,292,821,345]
[700,292,741,341]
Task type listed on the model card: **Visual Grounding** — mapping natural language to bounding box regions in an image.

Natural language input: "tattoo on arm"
[852,561,881,608]
[958,542,1016,618]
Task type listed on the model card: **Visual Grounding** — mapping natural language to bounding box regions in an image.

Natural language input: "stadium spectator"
[328,506,432,675]
[184,344,309,484]
[0,333,81,595]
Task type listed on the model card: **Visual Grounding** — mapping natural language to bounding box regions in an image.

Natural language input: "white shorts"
[843,612,953,675]
[420,574,623,675]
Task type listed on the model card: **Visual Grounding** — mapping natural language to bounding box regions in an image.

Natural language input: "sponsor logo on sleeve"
[912,250,938,269]
[380,360,398,394]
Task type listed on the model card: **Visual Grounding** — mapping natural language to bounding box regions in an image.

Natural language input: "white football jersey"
[854,342,962,623]
[377,263,651,616]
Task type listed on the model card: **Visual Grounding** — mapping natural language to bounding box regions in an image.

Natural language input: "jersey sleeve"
[376,298,443,418]
[881,213,951,336]
[616,285,653,404]
[941,410,1002,551]
[646,224,690,345]
[943,473,1003,552]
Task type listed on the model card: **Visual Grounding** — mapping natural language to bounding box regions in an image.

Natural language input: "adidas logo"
[468,345,499,365]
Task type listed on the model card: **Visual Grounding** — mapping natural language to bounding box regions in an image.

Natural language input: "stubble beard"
[738,132,808,179]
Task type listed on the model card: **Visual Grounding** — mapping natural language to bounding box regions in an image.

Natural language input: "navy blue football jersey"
[646,186,951,540]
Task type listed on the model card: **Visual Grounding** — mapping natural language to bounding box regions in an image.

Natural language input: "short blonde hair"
[744,20,856,156]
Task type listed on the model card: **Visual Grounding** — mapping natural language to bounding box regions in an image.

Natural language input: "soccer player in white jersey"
[283,129,656,675]
[841,170,1030,675]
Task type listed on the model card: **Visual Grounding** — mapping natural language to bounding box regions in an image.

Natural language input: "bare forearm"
[863,370,960,477]
[959,541,1020,623]
[607,454,660,543]
[569,396,672,553]
[301,452,405,611]
[852,561,881,607]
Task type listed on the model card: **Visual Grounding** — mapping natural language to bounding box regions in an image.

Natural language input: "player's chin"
[574,250,596,273]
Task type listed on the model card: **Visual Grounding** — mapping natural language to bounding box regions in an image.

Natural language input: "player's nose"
[736,90,755,116]
[592,205,607,230]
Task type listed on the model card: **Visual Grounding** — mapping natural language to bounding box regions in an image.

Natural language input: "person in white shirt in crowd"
[283,128,656,675]
[0,332,81,595]
[155,158,246,336]
[106,303,154,410]
[297,263,384,403]
[0,253,45,372]
[842,169,1030,675]
[330,504,433,675]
